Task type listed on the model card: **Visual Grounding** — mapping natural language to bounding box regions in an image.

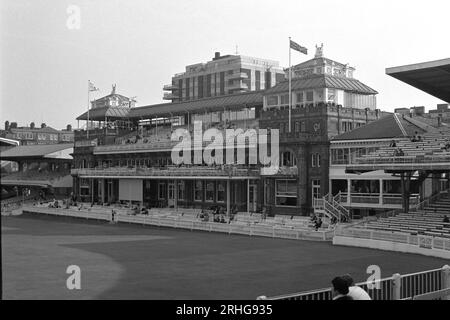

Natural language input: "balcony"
[228,72,249,80]
[71,166,260,179]
[337,192,420,209]
[163,92,179,100]
[260,166,298,176]
[163,84,179,91]
[228,81,249,91]
[94,140,176,154]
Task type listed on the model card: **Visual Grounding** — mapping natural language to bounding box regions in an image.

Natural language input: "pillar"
[227,179,231,217]
[247,179,250,214]
[174,179,178,212]
[379,179,383,205]
[347,179,351,205]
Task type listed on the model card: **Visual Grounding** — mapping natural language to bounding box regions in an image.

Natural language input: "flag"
[290,40,308,55]
[89,81,99,92]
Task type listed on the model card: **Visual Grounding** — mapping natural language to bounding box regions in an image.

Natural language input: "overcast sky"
[1,0,449,129]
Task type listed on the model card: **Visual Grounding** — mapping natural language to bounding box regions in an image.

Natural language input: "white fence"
[22,206,112,222]
[20,206,333,241]
[257,265,450,300]
[335,227,450,252]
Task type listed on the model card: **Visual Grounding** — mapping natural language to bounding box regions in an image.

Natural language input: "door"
[168,180,175,207]
[249,183,257,212]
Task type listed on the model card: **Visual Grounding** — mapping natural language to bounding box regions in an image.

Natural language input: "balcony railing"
[228,81,248,90]
[260,166,298,176]
[354,154,450,165]
[163,84,179,91]
[71,166,260,178]
[227,72,248,80]
[338,192,420,208]
[163,92,179,100]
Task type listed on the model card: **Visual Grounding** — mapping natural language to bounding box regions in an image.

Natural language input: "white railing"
[335,227,450,252]
[21,206,334,241]
[257,265,450,300]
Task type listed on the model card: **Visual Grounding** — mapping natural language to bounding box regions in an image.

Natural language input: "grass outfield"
[2,214,448,299]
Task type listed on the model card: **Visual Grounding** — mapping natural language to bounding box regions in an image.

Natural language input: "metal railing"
[71,166,260,177]
[21,205,334,242]
[414,189,450,211]
[335,227,450,252]
[339,192,420,207]
[257,265,450,300]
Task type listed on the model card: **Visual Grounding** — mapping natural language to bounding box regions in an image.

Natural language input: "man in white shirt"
[341,274,372,300]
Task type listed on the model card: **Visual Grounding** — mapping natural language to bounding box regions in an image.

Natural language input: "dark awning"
[386,58,450,103]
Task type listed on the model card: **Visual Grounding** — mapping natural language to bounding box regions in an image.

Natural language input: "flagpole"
[87,80,90,139]
[288,37,292,133]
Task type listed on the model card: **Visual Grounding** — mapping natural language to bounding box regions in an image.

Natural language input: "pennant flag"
[290,40,308,55]
[89,81,99,92]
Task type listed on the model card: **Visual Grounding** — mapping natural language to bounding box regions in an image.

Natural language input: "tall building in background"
[163,52,285,102]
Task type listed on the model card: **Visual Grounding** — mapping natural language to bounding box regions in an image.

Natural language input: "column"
[174,179,178,212]
[227,179,231,217]
[247,179,250,214]
[102,179,106,204]
[347,179,351,205]
[379,179,383,205]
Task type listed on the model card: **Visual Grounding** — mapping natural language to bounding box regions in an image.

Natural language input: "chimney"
[41,123,46,129]
[30,122,35,129]
[214,52,220,59]
[4,120,9,131]
[66,124,72,131]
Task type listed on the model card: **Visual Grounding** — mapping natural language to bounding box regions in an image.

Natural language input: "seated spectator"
[441,139,450,151]
[220,214,226,223]
[315,217,323,231]
[341,274,371,300]
[411,131,422,142]
[331,216,338,225]
[394,147,404,157]
[389,140,397,148]
[331,276,353,300]
[443,215,450,223]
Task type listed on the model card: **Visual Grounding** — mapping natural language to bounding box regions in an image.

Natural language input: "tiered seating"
[357,195,450,239]
[357,129,450,163]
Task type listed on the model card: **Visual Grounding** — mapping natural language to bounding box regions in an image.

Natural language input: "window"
[295,121,300,132]
[205,181,214,202]
[158,182,166,200]
[317,153,321,167]
[296,92,303,103]
[301,121,306,132]
[312,154,316,167]
[194,181,203,201]
[306,91,314,102]
[216,181,225,202]
[280,94,289,105]
[267,95,278,106]
[276,179,297,207]
[312,179,321,199]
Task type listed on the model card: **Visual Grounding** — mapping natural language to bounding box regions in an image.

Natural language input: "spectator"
[443,215,449,223]
[389,140,397,148]
[411,131,422,142]
[441,139,450,151]
[394,147,404,157]
[331,276,353,300]
[315,217,323,231]
[341,274,371,300]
